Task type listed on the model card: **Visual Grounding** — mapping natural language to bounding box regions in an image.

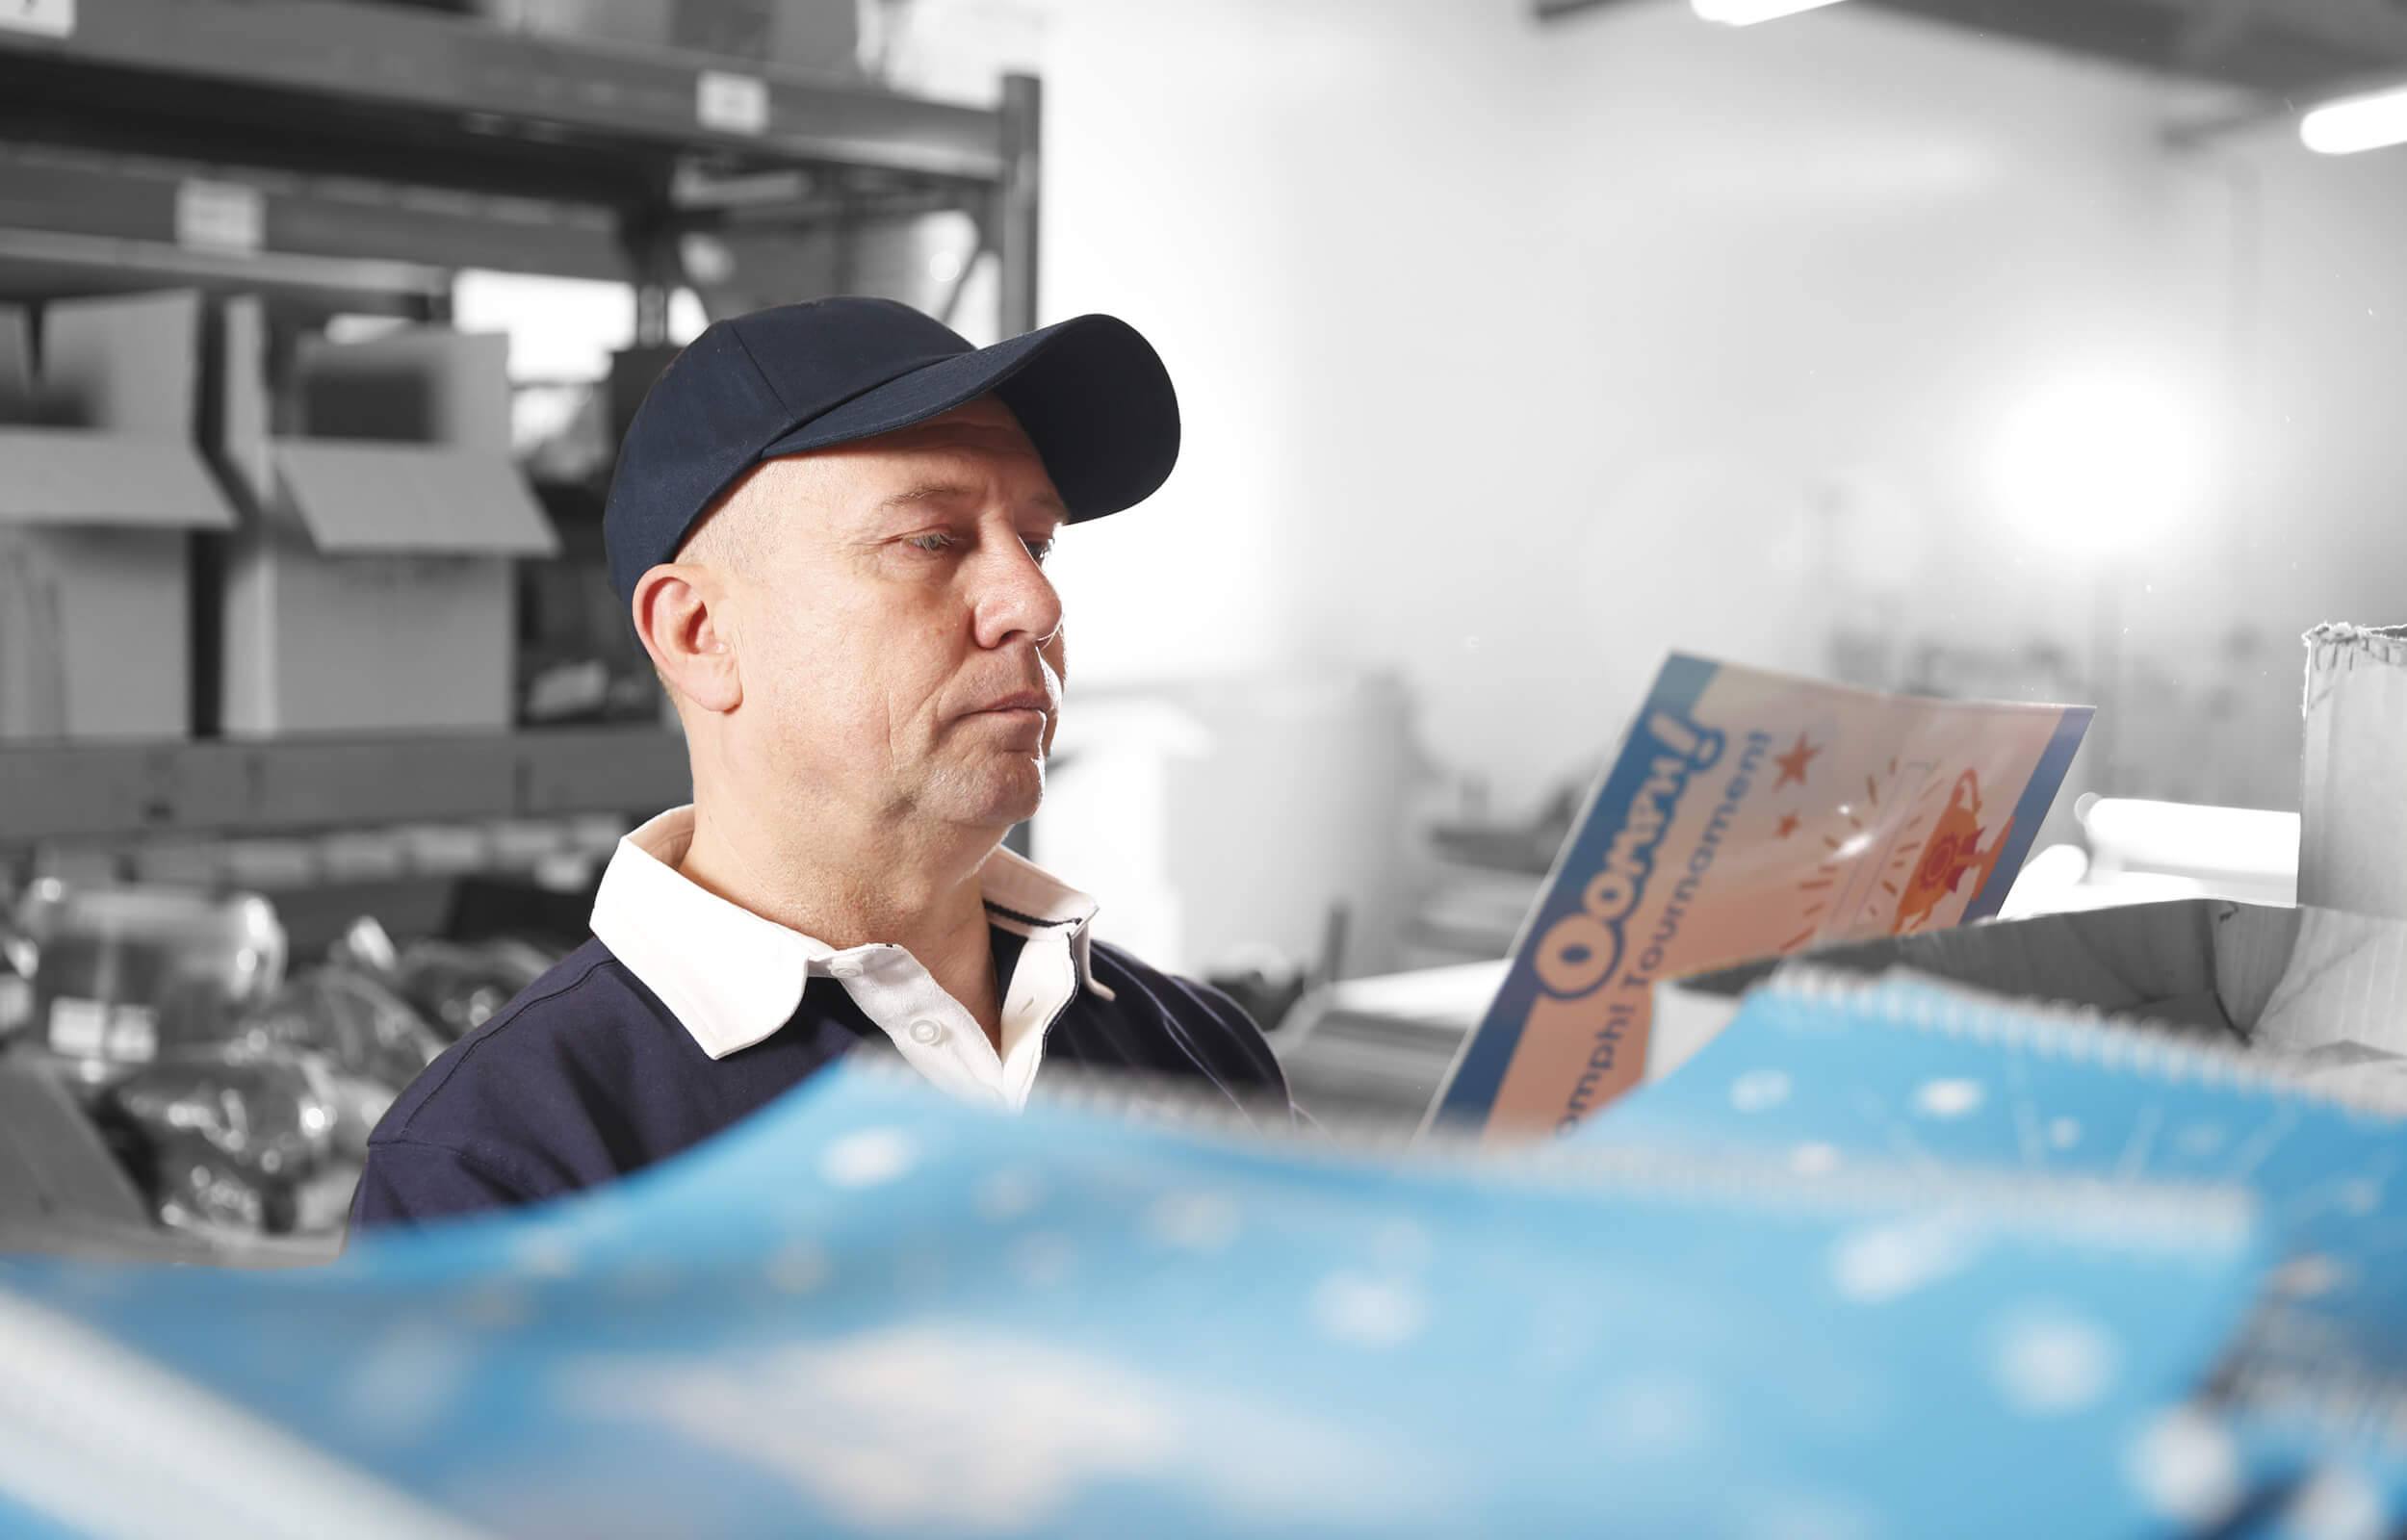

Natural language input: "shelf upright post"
[634,283,671,347]
[997,75,1042,862]
[632,230,677,348]
[996,72,1043,339]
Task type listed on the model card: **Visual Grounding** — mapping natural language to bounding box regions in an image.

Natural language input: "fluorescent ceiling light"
[2300,85,2407,155]
[1692,0,1848,24]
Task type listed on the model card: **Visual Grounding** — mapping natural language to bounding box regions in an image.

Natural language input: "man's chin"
[933,756,1046,833]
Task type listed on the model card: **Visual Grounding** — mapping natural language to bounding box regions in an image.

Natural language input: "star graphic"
[1773,733,1821,790]
[1775,812,1799,838]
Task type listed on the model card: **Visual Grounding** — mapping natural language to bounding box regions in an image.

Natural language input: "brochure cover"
[1431,654,2090,1140]
[0,1061,2262,1540]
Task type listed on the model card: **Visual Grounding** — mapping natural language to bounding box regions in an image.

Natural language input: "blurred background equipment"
[96,1047,347,1239]
[0,870,590,1258]
[13,882,286,1083]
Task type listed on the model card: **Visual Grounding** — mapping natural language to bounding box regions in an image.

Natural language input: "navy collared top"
[351,809,1293,1230]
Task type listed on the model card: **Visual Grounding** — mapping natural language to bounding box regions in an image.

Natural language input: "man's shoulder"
[1084,936,1199,996]
[372,937,675,1146]
[1083,937,1240,1017]
[1075,937,1293,1099]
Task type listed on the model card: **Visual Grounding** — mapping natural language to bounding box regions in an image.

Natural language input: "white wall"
[973,0,2400,808]
[896,0,2407,966]
[2199,128,2407,807]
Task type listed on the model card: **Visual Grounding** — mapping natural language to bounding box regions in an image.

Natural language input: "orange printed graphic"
[1892,770,2013,936]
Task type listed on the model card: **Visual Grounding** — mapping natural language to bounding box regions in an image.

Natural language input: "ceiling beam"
[1530,0,2407,95]
[2108,0,2407,93]
[2214,0,2407,63]
[2170,0,2262,71]
[1531,0,1653,21]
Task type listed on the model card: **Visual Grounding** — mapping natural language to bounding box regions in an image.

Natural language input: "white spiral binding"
[1767,966,2407,1118]
[844,1050,2255,1255]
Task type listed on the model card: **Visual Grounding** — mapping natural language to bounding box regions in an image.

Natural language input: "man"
[350,297,1294,1228]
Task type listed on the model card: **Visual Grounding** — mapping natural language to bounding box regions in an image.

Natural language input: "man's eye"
[1023,537,1055,565]
[907,531,957,553]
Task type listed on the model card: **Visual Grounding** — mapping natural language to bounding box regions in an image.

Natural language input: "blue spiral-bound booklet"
[1581,970,2407,1528]
[0,1055,2268,1540]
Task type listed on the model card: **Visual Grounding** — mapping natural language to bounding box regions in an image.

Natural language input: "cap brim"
[754,313,1178,521]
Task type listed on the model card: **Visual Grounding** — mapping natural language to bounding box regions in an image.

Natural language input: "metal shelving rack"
[0,728,694,842]
[0,0,1041,846]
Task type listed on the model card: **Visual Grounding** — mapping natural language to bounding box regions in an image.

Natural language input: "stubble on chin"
[910,734,1048,831]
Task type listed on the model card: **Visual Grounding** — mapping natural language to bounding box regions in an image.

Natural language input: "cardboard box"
[0,292,237,741]
[1647,898,2407,1084]
[2300,624,2407,920]
[498,0,673,51]
[485,0,856,74]
[217,298,558,735]
[761,0,859,75]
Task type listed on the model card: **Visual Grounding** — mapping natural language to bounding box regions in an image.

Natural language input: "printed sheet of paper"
[1431,654,2089,1141]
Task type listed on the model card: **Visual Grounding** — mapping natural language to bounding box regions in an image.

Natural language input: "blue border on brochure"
[1961,705,2093,922]
[1429,654,1718,1131]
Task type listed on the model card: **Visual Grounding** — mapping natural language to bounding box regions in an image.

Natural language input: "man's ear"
[633,564,742,715]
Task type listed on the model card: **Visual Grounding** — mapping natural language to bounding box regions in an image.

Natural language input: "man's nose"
[971,533,1064,650]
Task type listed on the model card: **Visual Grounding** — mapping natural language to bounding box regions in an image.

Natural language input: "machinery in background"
[0,881,562,1260]
[1269,959,1504,1135]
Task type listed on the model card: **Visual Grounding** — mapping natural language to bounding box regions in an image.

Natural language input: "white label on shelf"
[175,178,267,255]
[47,996,106,1059]
[0,0,74,39]
[696,70,770,137]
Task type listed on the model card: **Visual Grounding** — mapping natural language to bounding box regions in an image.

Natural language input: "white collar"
[588,806,1113,1062]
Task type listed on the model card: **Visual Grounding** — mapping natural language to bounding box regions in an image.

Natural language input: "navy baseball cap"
[603,296,1179,603]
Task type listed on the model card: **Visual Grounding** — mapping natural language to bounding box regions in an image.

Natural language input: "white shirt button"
[828,959,863,981]
[908,1017,945,1046]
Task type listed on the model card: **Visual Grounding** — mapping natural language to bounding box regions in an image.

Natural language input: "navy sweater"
[350,930,1292,1230]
